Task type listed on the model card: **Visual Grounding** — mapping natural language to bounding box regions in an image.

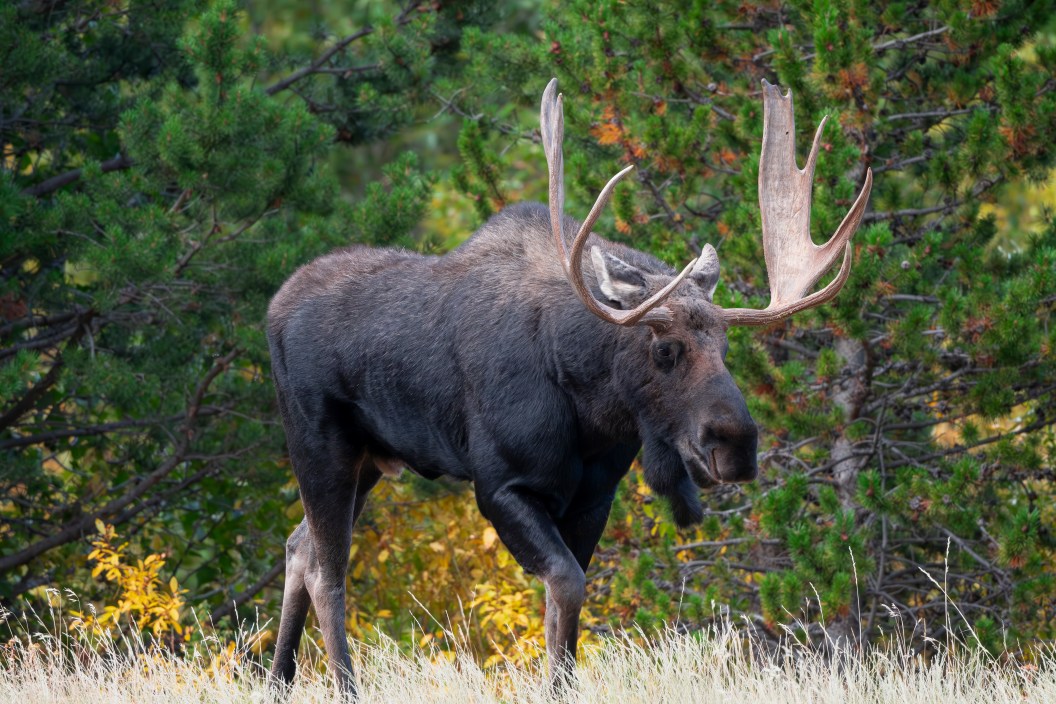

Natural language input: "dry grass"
[2,601,1053,704]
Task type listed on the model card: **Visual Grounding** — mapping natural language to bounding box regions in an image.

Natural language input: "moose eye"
[651,340,682,371]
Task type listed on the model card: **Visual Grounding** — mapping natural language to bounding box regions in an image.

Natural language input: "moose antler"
[541,78,699,327]
[721,80,873,326]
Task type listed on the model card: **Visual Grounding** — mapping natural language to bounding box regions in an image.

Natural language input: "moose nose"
[699,372,760,483]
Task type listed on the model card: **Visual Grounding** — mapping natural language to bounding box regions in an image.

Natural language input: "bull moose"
[265,78,872,696]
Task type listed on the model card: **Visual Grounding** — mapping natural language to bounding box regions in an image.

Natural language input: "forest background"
[2,0,1055,669]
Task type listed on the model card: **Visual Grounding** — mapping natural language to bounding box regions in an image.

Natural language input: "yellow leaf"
[377,549,390,563]
[482,527,498,550]
[64,260,99,286]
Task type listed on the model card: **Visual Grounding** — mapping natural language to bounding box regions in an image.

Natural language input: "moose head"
[539,77,872,522]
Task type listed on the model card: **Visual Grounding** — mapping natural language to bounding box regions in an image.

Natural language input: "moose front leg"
[542,565,586,689]
[544,500,613,681]
[543,445,634,668]
[476,485,587,690]
[546,492,621,668]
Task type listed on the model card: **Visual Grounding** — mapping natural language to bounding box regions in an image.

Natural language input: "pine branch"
[884,107,979,121]
[19,154,133,199]
[864,176,1003,222]
[264,1,424,96]
[0,408,223,450]
[0,311,92,432]
[0,348,238,574]
[173,209,276,276]
[0,320,85,361]
[209,561,285,624]
[674,537,781,552]
[884,416,1056,470]
[265,28,374,96]
[870,25,949,53]
[0,308,82,338]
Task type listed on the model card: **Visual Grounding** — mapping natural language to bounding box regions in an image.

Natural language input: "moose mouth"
[681,444,722,487]
[679,439,758,486]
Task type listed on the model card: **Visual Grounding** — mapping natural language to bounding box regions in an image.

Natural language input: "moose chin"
[265,78,872,698]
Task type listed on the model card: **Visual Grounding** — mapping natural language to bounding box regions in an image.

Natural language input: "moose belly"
[353,402,473,482]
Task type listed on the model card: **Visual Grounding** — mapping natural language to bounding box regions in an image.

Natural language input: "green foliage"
[343,152,436,249]
[452,120,508,222]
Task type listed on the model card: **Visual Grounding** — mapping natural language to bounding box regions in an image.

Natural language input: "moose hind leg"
[270,519,313,689]
[278,435,380,699]
[269,459,382,697]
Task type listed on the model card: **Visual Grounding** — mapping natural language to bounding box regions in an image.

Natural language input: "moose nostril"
[710,439,760,483]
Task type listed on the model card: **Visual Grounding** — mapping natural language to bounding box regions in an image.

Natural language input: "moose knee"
[545,565,586,613]
[286,520,309,553]
[285,520,312,568]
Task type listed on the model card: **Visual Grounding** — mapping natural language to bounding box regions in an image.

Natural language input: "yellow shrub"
[72,521,190,644]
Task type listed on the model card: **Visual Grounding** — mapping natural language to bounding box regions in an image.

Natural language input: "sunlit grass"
[2,593,1054,703]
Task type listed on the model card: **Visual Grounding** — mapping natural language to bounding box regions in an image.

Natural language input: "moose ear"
[591,246,648,306]
[690,243,720,300]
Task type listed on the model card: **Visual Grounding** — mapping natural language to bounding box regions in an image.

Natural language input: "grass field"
[2,605,1053,704]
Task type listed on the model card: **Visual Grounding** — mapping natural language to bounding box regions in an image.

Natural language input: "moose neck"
[547,298,652,451]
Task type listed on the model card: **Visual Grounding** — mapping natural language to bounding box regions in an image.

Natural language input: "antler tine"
[540,78,698,328]
[541,79,569,270]
[722,80,873,327]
